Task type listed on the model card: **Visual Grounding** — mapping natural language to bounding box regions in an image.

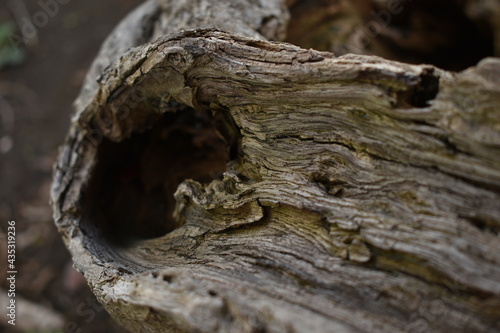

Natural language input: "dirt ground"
[0,1,144,332]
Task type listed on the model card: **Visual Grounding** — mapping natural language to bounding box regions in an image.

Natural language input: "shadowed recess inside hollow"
[286,0,494,71]
[86,106,236,244]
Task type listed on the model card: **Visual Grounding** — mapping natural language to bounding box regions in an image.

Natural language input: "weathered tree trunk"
[51,0,500,332]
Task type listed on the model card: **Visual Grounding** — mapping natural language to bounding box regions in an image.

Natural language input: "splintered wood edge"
[51,29,500,333]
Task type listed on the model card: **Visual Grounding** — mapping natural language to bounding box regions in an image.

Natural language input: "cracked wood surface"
[51,1,500,332]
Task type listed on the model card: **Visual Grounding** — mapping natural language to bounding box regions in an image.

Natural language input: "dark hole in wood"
[408,69,440,107]
[286,0,494,71]
[396,68,440,108]
[463,216,500,236]
[87,107,229,244]
[311,173,346,198]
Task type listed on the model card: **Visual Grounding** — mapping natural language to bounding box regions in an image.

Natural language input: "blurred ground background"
[0,0,143,332]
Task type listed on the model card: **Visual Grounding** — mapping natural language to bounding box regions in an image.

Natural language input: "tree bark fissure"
[51,1,500,332]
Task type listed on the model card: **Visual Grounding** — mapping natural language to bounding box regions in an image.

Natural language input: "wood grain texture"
[51,1,500,332]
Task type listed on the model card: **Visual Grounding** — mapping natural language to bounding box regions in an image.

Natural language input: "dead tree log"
[51,0,500,332]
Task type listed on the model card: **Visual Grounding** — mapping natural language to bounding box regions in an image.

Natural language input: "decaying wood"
[52,0,500,332]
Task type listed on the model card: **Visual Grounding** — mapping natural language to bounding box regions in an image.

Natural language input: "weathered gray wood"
[52,1,500,332]
[75,0,289,115]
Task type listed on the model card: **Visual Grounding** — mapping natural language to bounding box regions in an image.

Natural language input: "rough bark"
[51,0,500,332]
